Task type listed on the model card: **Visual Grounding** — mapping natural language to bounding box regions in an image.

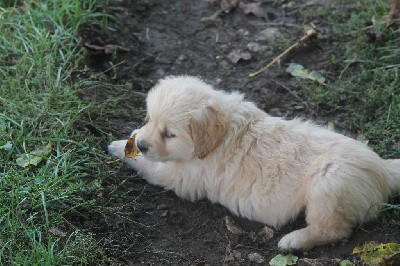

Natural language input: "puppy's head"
[136,76,228,162]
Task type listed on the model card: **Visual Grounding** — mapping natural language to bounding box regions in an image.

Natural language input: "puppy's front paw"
[108,140,127,159]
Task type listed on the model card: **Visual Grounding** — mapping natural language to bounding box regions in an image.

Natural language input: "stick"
[249,29,317,78]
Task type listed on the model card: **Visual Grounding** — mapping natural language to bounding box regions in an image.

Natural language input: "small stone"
[227,49,252,64]
[282,1,295,9]
[247,42,259,52]
[297,257,341,266]
[237,28,250,36]
[175,54,187,64]
[157,204,168,210]
[248,252,265,264]
[258,225,274,240]
[161,210,168,217]
[247,42,268,53]
[255,28,280,42]
[233,250,242,260]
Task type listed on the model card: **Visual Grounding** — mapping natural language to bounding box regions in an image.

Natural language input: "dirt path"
[78,0,400,264]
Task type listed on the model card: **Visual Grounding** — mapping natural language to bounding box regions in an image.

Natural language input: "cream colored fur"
[108,76,400,250]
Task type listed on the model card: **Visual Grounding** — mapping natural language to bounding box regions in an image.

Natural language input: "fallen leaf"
[0,141,12,151]
[83,43,131,54]
[353,241,400,265]
[286,63,326,84]
[224,216,244,235]
[239,2,271,20]
[48,227,67,237]
[269,254,298,266]
[16,143,52,168]
[387,0,400,27]
[227,49,252,63]
[339,260,353,266]
[124,133,139,158]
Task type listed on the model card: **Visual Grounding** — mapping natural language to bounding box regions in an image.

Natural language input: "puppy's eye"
[163,130,176,139]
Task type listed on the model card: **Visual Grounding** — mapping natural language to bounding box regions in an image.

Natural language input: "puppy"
[108,76,400,250]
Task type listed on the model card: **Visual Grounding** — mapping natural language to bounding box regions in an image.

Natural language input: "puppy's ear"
[189,106,228,159]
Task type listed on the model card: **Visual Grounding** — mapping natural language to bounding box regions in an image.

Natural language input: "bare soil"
[76,0,400,265]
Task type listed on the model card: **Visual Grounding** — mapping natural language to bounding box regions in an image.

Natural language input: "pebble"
[248,252,265,264]
[255,28,280,42]
[247,42,268,53]
[258,225,275,240]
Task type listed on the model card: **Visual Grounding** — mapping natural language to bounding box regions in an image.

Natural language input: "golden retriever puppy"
[108,76,400,250]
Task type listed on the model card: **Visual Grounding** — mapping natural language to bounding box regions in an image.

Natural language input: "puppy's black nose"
[136,140,149,153]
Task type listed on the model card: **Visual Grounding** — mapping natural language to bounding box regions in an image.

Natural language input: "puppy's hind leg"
[278,164,354,250]
[278,215,352,251]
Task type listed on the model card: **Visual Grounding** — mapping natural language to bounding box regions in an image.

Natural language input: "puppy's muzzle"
[136,140,149,153]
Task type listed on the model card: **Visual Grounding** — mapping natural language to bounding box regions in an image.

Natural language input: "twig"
[106,158,122,164]
[249,29,317,78]
[339,57,356,80]
[248,21,303,29]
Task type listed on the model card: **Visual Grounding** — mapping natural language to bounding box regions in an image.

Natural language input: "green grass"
[305,0,400,158]
[0,0,109,264]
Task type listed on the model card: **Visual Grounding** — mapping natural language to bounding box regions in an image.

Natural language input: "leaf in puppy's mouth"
[124,133,139,158]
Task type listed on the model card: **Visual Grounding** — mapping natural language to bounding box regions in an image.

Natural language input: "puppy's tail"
[384,159,400,194]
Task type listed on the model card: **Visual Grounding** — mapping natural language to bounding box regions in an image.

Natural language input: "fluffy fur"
[108,76,400,250]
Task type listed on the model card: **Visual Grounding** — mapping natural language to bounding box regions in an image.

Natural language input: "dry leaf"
[124,133,139,158]
[387,0,400,27]
[353,241,400,265]
[16,143,52,168]
[239,2,270,20]
[83,43,131,54]
[227,49,252,63]
[224,216,244,235]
